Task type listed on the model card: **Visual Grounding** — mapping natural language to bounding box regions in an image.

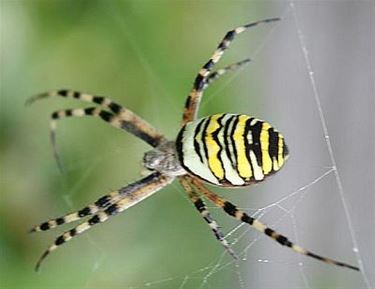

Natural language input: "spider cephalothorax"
[143,141,185,176]
[29,18,359,272]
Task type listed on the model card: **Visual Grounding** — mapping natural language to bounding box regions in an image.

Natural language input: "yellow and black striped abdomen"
[176,113,289,186]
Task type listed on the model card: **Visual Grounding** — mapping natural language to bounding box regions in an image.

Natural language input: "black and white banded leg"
[30,189,125,233]
[203,58,251,90]
[34,172,174,272]
[191,178,359,271]
[179,176,237,259]
[27,89,165,147]
[182,18,280,124]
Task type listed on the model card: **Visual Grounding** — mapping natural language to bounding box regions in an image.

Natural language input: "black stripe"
[194,199,205,212]
[78,207,91,217]
[70,228,77,237]
[184,95,191,109]
[65,109,72,116]
[223,115,236,168]
[56,218,65,225]
[108,102,122,114]
[84,107,96,115]
[218,30,235,50]
[230,115,240,170]
[88,215,100,225]
[276,235,292,247]
[211,114,226,181]
[99,110,112,122]
[193,118,206,164]
[58,89,68,96]
[104,204,118,216]
[93,96,104,105]
[40,222,50,231]
[203,59,214,70]
[55,236,65,245]
[264,228,275,237]
[268,127,279,160]
[223,201,237,217]
[268,127,279,170]
[194,74,205,91]
[306,252,325,261]
[51,112,58,119]
[175,125,186,168]
[249,120,263,169]
[201,116,212,163]
[95,195,112,208]
[73,91,80,98]
[241,214,254,225]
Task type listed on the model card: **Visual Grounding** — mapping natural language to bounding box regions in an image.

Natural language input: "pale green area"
[0,1,275,288]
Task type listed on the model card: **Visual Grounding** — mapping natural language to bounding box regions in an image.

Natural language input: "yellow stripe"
[233,115,252,180]
[205,114,224,180]
[273,158,280,171]
[278,136,285,168]
[260,122,273,175]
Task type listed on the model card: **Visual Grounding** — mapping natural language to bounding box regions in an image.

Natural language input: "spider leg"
[47,104,166,171]
[182,18,280,125]
[30,190,123,233]
[27,89,165,147]
[179,176,237,259]
[48,107,119,171]
[34,172,174,272]
[190,178,359,271]
[203,58,251,91]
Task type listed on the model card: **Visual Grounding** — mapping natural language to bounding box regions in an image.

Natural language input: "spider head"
[143,141,186,176]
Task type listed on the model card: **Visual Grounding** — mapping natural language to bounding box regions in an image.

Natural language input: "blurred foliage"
[0,1,281,288]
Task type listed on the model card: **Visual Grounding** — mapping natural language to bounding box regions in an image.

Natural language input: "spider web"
[52,2,372,289]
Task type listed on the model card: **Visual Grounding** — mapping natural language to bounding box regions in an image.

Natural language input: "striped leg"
[30,190,123,233]
[179,176,237,259]
[203,58,251,91]
[48,107,119,171]
[190,178,359,271]
[34,172,174,271]
[27,89,165,147]
[182,18,280,125]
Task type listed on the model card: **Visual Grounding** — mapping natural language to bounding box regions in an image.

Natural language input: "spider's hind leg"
[179,176,237,259]
[191,178,359,271]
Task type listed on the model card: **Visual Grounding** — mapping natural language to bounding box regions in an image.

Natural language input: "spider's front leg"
[27,90,166,171]
[27,90,165,147]
[182,18,280,125]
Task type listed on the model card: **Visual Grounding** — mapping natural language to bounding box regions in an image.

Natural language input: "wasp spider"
[29,18,359,272]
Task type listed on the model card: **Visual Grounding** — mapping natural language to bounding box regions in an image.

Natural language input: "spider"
[28,18,359,272]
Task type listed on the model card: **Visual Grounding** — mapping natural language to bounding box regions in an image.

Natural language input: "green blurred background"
[1,1,372,289]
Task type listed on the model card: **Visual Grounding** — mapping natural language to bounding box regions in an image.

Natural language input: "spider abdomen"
[176,113,289,186]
